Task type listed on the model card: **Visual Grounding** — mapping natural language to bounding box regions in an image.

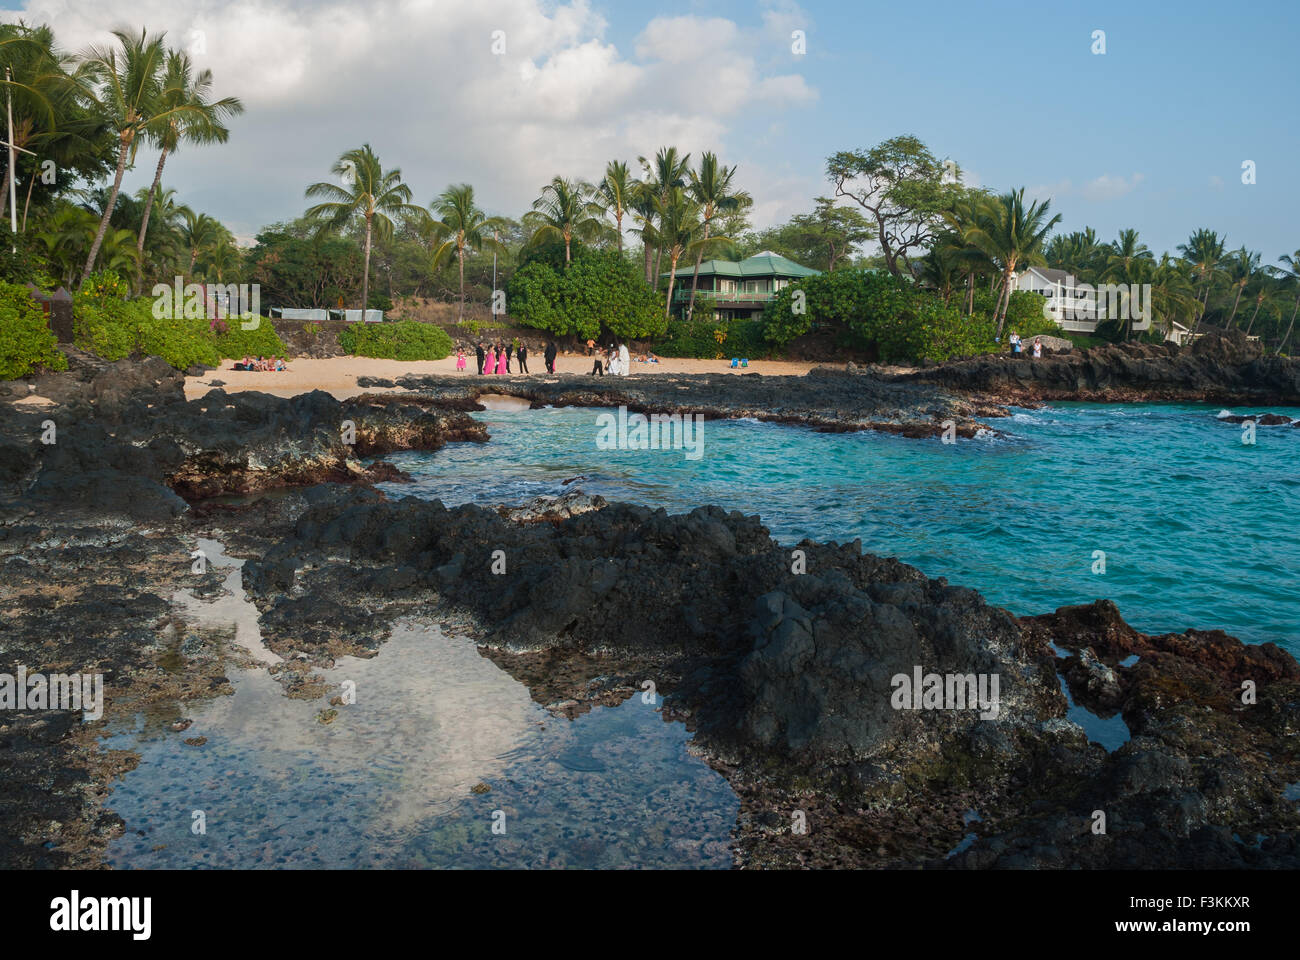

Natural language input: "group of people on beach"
[1008,332,1044,358]
[462,339,559,375]
[587,340,631,376]
[232,355,289,372]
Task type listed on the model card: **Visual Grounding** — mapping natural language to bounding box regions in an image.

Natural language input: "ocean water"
[381,402,1300,652]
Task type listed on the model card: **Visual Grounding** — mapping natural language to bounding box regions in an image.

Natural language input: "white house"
[1012,266,1189,345]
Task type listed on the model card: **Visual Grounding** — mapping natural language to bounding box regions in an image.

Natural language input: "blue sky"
[4,0,1296,259]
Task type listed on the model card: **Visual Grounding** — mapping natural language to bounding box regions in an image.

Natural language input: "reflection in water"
[103,614,740,868]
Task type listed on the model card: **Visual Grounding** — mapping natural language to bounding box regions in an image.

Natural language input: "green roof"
[662,251,821,279]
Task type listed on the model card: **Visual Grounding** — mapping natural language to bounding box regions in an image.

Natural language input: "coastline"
[2,348,1298,869]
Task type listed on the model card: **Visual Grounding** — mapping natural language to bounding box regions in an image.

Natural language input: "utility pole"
[2,67,38,246]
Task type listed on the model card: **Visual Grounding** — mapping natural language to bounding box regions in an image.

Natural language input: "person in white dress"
[617,342,630,376]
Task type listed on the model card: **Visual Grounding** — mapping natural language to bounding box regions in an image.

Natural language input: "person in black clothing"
[544,340,557,374]
[517,343,529,373]
[475,342,485,375]
[505,341,514,373]
[591,353,604,375]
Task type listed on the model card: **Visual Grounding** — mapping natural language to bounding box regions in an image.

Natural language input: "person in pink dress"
[485,345,496,374]
[456,348,467,371]
[495,342,507,375]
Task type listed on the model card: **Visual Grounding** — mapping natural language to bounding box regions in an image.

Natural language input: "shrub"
[74,274,221,369]
[507,249,666,341]
[655,315,773,359]
[0,282,66,379]
[340,320,454,360]
[214,317,289,359]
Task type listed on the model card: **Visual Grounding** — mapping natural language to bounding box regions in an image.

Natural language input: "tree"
[522,176,602,264]
[1102,228,1154,280]
[135,49,243,288]
[684,152,751,320]
[638,146,690,284]
[595,160,637,258]
[423,183,505,321]
[826,135,955,276]
[966,188,1062,336]
[178,209,221,274]
[656,187,711,318]
[506,247,665,341]
[1178,228,1226,337]
[304,144,419,310]
[1273,251,1300,355]
[78,28,171,283]
[1220,247,1260,328]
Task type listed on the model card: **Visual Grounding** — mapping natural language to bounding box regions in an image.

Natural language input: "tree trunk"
[1244,297,1263,336]
[965,272,975,314]
[686,219,711,321]
[135,146,170,291]
[1276,296,1300,356]
[615,211,622,257]
[1226,285,1244,328]
[21,166,37,231]
[993,268,1013,339]
[652,246,663,289]
[362,214,372,311]
[81,135,130,285]
[643,241,652,285]
[664,252,679,318]
[457,243,465,321]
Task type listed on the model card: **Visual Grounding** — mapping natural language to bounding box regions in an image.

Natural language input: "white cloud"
[1081,173,1144,202]
[4,0,817,235]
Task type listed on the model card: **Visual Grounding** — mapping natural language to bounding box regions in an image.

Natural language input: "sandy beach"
[185,352,824,399]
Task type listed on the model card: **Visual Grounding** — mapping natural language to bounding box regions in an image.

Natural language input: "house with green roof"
[661,251,821,320]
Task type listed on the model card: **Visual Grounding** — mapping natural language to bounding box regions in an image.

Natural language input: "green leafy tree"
[595,160,638,258]
[826,135,956,276]
[966,188,1062,336]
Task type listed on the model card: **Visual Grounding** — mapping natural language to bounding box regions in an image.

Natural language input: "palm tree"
[595,160,637,257]
[424,183,505,321]
[1218,247,1261,329]
[684,152,751,321]
[1178,228,1227,338]
[1148,254,1202,340]
[1274,251,1300,355]
[522,176,602,264]
[135,49,243,288]
[78,28,173,284]
[1242,272,1277,336]
[638,146,691,285]
[178,209,221,274]
[967,188,1062,336]
[657,188,703,318]
[305,144,419,310]
[630,181,659,285]
[1102,229,1154,280]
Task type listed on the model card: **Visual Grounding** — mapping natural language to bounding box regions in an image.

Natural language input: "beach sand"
[185,353,824,400]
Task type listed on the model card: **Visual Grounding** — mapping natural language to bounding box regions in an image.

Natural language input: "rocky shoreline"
[1,350,1297,869]
[895,329,1300,407]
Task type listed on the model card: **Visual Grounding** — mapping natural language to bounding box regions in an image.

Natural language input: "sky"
[3,0,1297,259]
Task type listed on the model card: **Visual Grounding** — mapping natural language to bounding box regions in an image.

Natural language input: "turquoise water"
[381,403,1300,652]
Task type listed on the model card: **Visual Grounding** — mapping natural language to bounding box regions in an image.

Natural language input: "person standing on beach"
[484,344,496,374]
[505,340,514,373]
[517,343,529,374]
[476,341,485,375]
[1009,332,1021,354]
[586,338,595,356]
[1032,337,1043,359]
[496,343,508,375]
[456,348,467,371]
[617,342,630,376]
[544,340,557,373]
[591,350,604,375]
